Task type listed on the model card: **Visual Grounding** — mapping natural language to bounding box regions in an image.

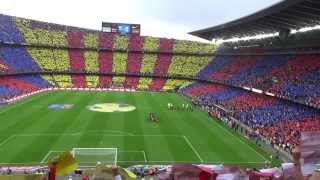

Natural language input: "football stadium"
[0,0,320,179]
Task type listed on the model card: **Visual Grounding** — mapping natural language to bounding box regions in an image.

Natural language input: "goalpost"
[72,148,118,166]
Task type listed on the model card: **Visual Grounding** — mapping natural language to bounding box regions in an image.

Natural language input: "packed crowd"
[1,14,214,92]
[179,82,320,153]
[0,75,52,101]
[198,52,320,108]
[2,13,320,108]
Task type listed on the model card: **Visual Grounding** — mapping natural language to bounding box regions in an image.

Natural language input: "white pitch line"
[10,133,183,137]
[86,130,134,136]
[41,151,52,163]
[117,160,266,164]
[0,133,183,149]
[0,98,32,115]
[183,136,204,163]
[1,133,266,164]
[0,161,266,165]
[218,124,268,161]
[0,107,15,115]
[142,151,147,163]
[41,150,65,163]
[118,150,147,162]
[0,162,43,165]
[14,133,80,137]
[0,135,16,147]
[115,148,118,166]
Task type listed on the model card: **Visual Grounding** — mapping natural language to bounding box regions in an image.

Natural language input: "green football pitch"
[0,91,280,167]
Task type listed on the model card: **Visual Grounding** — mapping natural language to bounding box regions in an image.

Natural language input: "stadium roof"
[190,0,320,40]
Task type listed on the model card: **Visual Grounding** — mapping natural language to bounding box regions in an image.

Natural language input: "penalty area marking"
[41,150,65,163]
[40,150,148,164]
[0,133,185,148]
[118,150,147,163]
[0,133,264,165]
[0,135,15,147]
[1,134,200,164]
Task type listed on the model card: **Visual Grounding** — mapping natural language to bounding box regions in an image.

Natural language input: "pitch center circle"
[87,103,136,112]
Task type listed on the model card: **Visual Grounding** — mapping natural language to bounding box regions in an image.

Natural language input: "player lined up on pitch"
[149,112,159,123]
[167,103,194,112]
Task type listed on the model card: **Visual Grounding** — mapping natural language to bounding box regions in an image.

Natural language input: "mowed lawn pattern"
[0,91,274,167]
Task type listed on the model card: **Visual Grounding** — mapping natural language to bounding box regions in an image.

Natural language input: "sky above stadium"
[1,0,281,42]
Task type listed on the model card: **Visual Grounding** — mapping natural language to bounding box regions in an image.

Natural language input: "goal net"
[72,148,117,166]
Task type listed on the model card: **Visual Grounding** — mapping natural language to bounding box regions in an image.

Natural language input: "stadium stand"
[98,33,114,87]
[149,38,174,91]
[179,82,320,153]
[67,31,87,88]
[0,14,215,98]
[0,13,318,122]
[197,52,320,109]
[124,34,143,88]
[0,75,52,101]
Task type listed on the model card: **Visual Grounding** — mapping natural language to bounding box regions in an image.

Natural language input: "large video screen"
[118,24,131,34]
[102,22,140,35]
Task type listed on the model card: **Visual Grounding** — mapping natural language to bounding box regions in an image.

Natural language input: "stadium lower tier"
[0,75,52,101]
[179,82,320,154]
[0,75,194,102]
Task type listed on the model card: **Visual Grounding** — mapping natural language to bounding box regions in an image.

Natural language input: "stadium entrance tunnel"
[87,103,136,112]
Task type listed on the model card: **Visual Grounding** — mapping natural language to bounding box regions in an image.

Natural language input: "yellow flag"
[122,168,137,179]
[48,151,78,176]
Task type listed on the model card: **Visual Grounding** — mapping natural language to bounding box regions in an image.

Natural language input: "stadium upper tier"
[0,14,216,53]
[198,52,320,109]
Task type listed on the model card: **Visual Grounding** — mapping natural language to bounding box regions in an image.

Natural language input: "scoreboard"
[102,22,140,35]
